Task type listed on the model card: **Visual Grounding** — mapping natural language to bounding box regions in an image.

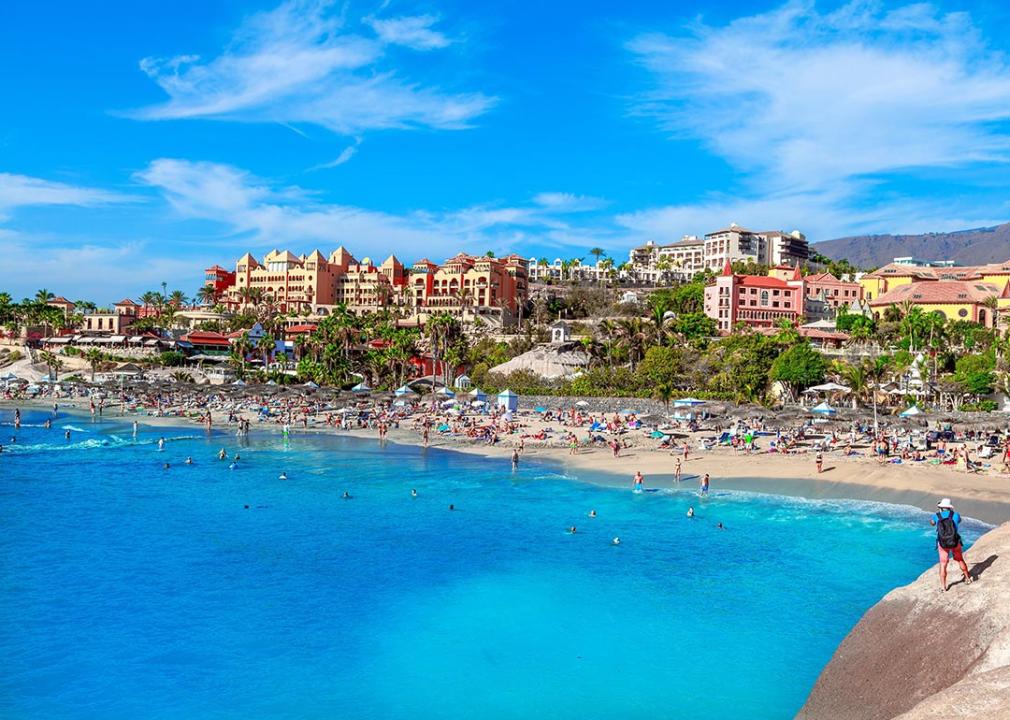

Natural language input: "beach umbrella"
[304,381,320,389]
[534,406,547,413]
[804,382,851,394]
[436,386,455,397]
[351,382,371,393]
[231,379,247,386]
[574,400,590,408]
[394,384,416,397]
[899,405,923,417]
[673,397,706,407]
[811,401,837,415]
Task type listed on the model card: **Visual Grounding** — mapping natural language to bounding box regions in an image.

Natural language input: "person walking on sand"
[815,451,823,474]
[930,498,973,592]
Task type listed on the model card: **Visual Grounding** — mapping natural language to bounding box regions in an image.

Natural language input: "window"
[760,290,769,306]
[958,308,968,318]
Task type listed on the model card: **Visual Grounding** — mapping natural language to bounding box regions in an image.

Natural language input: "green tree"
[769,344,826,401]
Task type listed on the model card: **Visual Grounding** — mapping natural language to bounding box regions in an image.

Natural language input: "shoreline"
[6,398,1010,526]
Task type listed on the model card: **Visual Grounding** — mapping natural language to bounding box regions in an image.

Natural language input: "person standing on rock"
[930,498,973,592]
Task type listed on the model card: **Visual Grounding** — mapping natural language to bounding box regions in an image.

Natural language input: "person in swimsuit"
[633,471,644,492]
[700,473,710,494]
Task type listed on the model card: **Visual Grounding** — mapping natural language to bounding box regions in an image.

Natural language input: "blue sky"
[4,0,1010,302]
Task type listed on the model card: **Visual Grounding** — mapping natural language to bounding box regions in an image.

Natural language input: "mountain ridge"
[813,222,1010,268]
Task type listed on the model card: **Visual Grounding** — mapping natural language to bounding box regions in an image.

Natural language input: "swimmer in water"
[157,437,165,451]
[511,449,519,470]
[234,453,241,461]
[218,448,227,460]
[588,509,597,518]
[700,473,710,494]
[163,463,170,470]
[229,462,237,470]
[448,503,455,511]
[687,506,695,518]
[632,471,644,492]
[411,489,418,498]
[612,537,621,546]
[568,526,577,534]
[44,419,51,429]
[132,421,138,437]
[717,522,725,530]
[185,456,193,465]
[342,491,351,499]
[279,472,288,481]
[65,429,71,440]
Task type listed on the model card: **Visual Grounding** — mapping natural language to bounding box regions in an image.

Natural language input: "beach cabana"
[804,382,851,394]
[470,388,488,402]
[811,401,837,415]
[394,384,416,397]
[351,382,371,393]
[900,405,923,417]
[436,387,455,398]
[497,389,519,412]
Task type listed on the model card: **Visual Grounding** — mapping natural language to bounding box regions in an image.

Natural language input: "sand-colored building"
[860,260,1010,302]
[868,281,1002,327]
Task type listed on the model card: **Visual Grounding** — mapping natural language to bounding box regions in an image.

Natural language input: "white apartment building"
[628,224,809,283]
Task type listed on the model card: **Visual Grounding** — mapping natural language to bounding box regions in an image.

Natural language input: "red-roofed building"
[803,271,863,311]
[178,331,232,353]
[704,261,804,332]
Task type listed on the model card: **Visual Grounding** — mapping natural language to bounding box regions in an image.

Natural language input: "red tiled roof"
[48,296,73,304]
[114,298,139,306]
[285,324,318,334]
[738,276,797,289]
[181,331,231,346]
[869,280,1000,306]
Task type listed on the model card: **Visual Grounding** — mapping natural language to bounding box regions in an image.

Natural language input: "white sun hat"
[937,498,954,509]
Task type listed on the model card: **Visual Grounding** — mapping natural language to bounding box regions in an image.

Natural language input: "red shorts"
[937,543,964,563]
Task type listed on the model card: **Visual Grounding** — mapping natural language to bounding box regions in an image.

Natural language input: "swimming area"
[0,408,989,719]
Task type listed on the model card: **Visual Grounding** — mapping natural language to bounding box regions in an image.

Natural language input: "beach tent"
[497,389,519,412]
[811,401,837,415]
[436,387,455,398]
[394,384,416,397]
[900,405,923,417]
[470,388,488,402]
[351,382,371,393]
[303,381,320,389]
[673,397,706,407]
[231,379,247,386]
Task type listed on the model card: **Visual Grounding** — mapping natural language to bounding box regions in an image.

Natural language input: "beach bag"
[937,514,960,549]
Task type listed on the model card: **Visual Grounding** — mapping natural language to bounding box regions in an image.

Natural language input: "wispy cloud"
[533,192,607,213]
[0,173,135,221]
[363,14,451,50]
[626,1,1010,239]
[134,158,615,259]
[126,0,494,135]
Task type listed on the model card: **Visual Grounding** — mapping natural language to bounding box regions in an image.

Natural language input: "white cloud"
[532,192,607,213]
[0,235,207,303]
[629,1,1010,189]
[127,0,493,134]
[134,158,612,260]
[364,14,450,50]
[0,173,135,221]
[625,1,1010,240]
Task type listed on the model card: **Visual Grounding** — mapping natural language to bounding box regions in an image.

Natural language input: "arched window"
[760,290,769,306]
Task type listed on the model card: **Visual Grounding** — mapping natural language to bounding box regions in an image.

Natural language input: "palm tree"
[35,289,54,304]
[863,355,893,434]
[84,348,104,382]
[257,334,276,368]
[196,285,217,307]
[169,290,188,308]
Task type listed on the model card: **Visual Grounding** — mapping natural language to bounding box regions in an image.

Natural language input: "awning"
[143,339,160,346]
[94,337,115,344]
[109,335,126,343]
[78,337,97,344]
[128,337,144,343]
[44,337,71,344]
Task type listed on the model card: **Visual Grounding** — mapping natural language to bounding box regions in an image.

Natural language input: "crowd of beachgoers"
[4,377,1010,484]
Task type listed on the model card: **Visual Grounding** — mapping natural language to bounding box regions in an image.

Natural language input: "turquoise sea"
[0,408,988,719]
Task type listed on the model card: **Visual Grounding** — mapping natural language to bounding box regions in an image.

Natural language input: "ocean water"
[0,408,988,720]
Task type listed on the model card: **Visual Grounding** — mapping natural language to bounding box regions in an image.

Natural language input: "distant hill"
[813,222,1010,269]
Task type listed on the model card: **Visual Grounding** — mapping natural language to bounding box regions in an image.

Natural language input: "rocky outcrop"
[798,522,1010,720]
